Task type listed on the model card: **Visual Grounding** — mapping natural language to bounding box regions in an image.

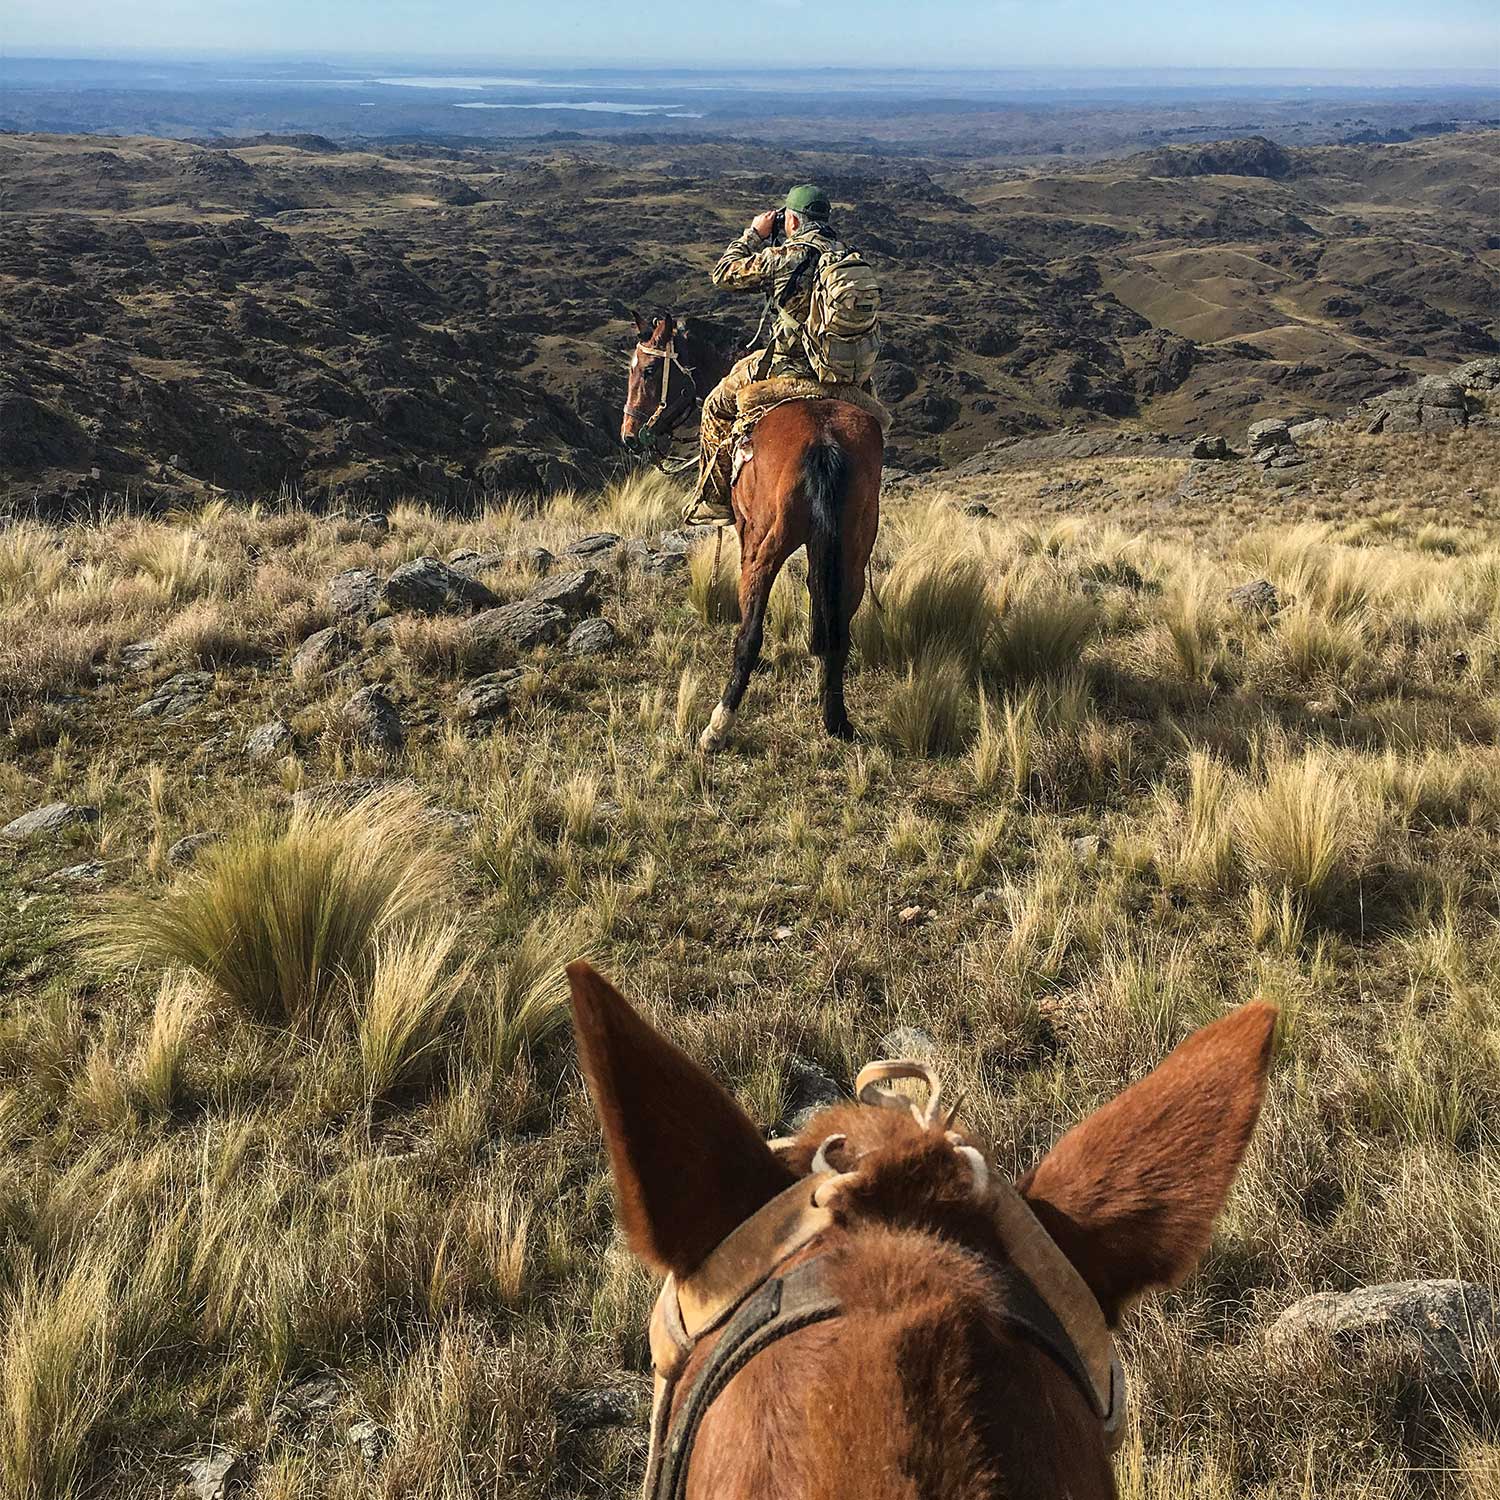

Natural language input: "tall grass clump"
[601,467,682,535]
[471,915,592,1076]
[854,544,995,673]
[884,651,969,757]
[130,971,200,1119]
[985,577,1099,684]
[687,533,740,625]
[0,1259,119,1500]
[91,787,450,1027]
[358,923,468,1099]
[1234,748,1359,912]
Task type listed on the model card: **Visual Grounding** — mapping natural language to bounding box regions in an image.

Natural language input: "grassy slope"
[3,432,1500,1497]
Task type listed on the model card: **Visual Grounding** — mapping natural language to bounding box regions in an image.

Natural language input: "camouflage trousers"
[687,351,771,515]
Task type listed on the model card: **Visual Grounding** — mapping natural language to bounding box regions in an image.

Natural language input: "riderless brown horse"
[567,959,1277,1500]
[621,311,885,750]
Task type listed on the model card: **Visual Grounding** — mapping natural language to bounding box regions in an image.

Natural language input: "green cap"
[785,183,831,219]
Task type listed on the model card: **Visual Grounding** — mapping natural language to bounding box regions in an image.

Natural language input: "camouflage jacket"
[711,222,845,374]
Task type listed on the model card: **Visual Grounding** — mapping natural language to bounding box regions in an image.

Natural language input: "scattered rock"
[133,670,213,719]
[1070,833,1104,863]
[566,531,622,559]
[464,600,569,656]
[290,625,357,678]
[567,618,616,657]
[1266,1281,1500,1381]
[328,567,382,621]
[119,639,159,671]
[167,832,221,869]
[529,568,602,619]
[347,1418,386,1464]
[457,669,523,722]
[520,546,555,574]
[1227,579,1284,615]
[1190,434,1230,460]
[280,1371,342,1417]
[771,925,795,941]
[782,1055,842,1131]
[960,500,994,518]
[184,1451,242,1500]
[356,511,390,536]
[879,1025,935,1059]
[446,549,506,580]
[2,801,99,841]
[554,1380,650,1430]
[340,685,404,756]
[382,555,498,614]
[1288,417,1333,442]
[245,718,294,762]
[898,904,927,926]
[49,860,105,885]
[1247,418,1293,452]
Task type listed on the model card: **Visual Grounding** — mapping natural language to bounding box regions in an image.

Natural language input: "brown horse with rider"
[619,185,886,751]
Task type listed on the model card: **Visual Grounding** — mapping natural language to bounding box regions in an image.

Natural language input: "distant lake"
[455,101,704,116]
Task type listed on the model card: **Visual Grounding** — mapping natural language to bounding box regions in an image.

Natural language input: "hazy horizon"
[5,0,1499,72]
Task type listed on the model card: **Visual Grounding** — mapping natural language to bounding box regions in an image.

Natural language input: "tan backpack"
[802,244,882,385]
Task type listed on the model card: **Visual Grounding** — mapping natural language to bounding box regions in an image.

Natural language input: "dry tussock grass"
[2,433,1500,1495]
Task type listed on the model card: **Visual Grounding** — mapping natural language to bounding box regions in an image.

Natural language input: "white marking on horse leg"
[699,703,734,754]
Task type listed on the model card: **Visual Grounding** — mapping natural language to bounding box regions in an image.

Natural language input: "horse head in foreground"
[567,961,1277,1500]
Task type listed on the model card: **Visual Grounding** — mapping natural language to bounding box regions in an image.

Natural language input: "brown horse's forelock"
[681,1110,1113,1499]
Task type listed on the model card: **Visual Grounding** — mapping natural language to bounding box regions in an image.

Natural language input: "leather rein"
[624,339,702,470]
[641,1060,1125,1500]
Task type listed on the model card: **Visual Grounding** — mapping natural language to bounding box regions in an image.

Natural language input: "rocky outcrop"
[134,671,213,719]
[340,685,403,756]
[328,568,382,621]
[291,626,357,678]
[1358,374,1475,434]
[1266,1281,1499,1380]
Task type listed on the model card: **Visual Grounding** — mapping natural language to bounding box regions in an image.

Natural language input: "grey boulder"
[340,685,404,756]
[463,600,569,656]
[2,801,99,841]
[134,671,213,719]
[457,669,524,721]
[328,567,382,621]
[1266,1280,1499,1381]
[529,567,602,619]
[291,626,357,678]
[1247,418,1292,452]
[245,718,295,762]
[382,555,498,614]
[567,618,617,657]
[1227,579,1284,615]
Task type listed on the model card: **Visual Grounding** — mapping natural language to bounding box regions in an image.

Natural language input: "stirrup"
[682,494,734,526]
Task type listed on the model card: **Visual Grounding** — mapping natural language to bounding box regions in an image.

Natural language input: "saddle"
[730,375,892,487]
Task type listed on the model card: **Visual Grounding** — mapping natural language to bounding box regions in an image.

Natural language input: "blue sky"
[5,0,1499,71]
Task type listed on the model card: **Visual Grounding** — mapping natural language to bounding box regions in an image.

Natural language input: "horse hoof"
[699,704,733,754]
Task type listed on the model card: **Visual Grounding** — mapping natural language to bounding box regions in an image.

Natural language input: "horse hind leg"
[700,566,773,754]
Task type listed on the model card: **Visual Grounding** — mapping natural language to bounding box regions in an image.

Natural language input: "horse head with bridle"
[568,960,1277,1500]
[620,310,885,751]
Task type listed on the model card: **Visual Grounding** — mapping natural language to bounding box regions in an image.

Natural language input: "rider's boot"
[681,438,735,526]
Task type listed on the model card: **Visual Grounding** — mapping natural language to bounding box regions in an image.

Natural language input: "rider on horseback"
[683,184,877,525]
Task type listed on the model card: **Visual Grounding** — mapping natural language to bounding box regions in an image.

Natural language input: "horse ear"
[567,961,795,1278]
[632,309,651,337]
[658,311,675,338]
[1018,1002,1277,1326]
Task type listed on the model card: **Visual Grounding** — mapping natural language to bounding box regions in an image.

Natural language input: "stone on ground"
[340,685,404,755]
[567,618,616,656]
[464,600,569,656]
[2,801,99,841]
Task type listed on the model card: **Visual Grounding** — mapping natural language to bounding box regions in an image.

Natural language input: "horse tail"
[803,430,850,660]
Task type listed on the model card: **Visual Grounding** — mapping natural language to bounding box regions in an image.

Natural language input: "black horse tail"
[804,432,851,660]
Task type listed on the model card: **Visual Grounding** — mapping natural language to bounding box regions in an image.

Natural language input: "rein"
[625,339,702,472]
[641,1059,1125,1499]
